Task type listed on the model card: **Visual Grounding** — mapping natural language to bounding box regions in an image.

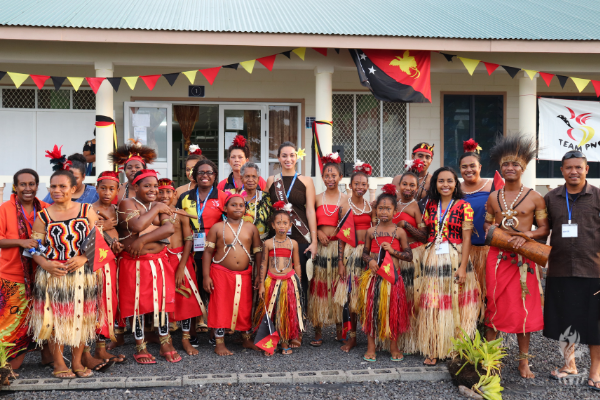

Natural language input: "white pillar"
[518,75,537,189]
[314,65,334,156]
[95,61,114,176]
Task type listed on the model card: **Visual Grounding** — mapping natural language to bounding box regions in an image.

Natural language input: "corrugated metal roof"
[1,0,600,40]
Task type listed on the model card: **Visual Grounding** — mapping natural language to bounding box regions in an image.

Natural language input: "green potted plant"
[0,343,16,386]
[448,329,506,400]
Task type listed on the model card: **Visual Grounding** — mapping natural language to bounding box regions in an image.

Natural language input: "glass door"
[124,102,172,179]
[218,105,267,181]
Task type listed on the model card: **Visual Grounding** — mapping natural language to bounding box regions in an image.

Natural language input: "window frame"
[0,86,95,110]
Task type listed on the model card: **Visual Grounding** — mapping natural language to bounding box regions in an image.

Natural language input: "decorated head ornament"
[158,178,175,190]
[489,133,536,171]
[45,145,72,171]
[232,135,247,149]
[463,138,482,154]
[97,171,120,184]
[132,169,158,185]
[321,152,341,165]
[225,193,245,206]
[273,201,293,213]
[353,160,373,176]
[404,158,425,173]
[188,144,202,156]
[109,139,157,168]
[381,184,397,196]
[413,142,434,156]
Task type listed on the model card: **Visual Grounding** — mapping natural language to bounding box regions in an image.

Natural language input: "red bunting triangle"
[539,72,555,87]
[199,67,221,85]
[140,75,161,91]
[592,80,600,98]
[482,62,499,76]
[85,77,105,94]
[257,54,277,71]
[313,48,328,56]
[30,74,50,90]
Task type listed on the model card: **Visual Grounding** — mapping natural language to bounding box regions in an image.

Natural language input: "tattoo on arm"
[402,223,427,242]
[338,238,344,261]
[362,251,374,265]
[391,246,413,262]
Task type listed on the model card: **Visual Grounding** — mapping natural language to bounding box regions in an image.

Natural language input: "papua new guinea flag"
[377,248,398,284]
[80,227,116,272]
[341,302,352,340]
[254,312,280,355]
[349,49,431,103]
[335,208,357,248]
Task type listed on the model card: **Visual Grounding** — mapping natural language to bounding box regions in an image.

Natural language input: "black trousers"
[297,242,311,311]
[193,251,210,307]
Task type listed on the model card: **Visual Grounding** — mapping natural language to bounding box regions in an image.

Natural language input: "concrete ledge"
[346,368,400,382]
[70,376,127,389]
[183,373,238,385]
[398,366,451,382]
[238,372,292,384]
[1,378,71,391]
[292,370,347,384]
[126,376,181,388]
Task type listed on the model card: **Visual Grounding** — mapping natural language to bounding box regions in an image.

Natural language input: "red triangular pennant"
[93,231,116,272]
[335,209,357,247]
[199,67,221,85]
[377,250,397,284]
[539,72,555,88]
[30,74,50,90]
[492,170,505,191]
[482,62,499,76]
[592,80,600,98]
[140,74,161,91]
[257,54,277,71]
[313,48,328,56]
[85,77,105,94]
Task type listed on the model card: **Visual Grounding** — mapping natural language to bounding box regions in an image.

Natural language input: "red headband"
[132,169,158,185]
[158,178,175,191]
[413,143,434,156]
[158,184,175,190]
[413,148,432,156]
[225,193,245,205]
[97,171,120,183]
[125,155,145,166]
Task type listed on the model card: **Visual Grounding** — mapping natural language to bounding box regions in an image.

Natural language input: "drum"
[484,225,551,266]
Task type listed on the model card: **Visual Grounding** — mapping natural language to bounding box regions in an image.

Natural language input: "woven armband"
[206,241,216,249]
[417,223,426,228]
[463,221,474,231]
[184,235,194,241]
[534,208,548,220]
[484,212,495,222]
[31,232,45,240]
[253,247,263,254]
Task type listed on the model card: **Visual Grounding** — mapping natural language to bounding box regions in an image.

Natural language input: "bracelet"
[184,235,194,241]
[206,241,216,249]
[417,223,426,228]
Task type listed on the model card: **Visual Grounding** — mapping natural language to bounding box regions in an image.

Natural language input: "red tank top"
[370,235,401,253]
[354,213,372,230]
[316,205,339,227]
[268,248,292,258]
[393,212,417,237]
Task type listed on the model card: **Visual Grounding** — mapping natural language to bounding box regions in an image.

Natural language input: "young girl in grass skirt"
[358,184,412,362]
[309,154,348,346]
[254,205,304,355]
[418,167,481,366]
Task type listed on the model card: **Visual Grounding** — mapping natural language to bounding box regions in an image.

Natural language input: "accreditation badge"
[194,232,206,251]
[436,242,450,255]
[561,224,578,238]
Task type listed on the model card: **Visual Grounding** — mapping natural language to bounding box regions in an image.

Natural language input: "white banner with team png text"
[539,97,600,161]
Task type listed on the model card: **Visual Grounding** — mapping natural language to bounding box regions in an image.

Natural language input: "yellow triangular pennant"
[7,72,29,89]
[571,77,590,92]
[182,70,197,84]
[239,60,256,74]
[67,77,84,91]
[292,47,306,61]
[123,76,139,90]
[458,57,480,76]
[523,69,538,80]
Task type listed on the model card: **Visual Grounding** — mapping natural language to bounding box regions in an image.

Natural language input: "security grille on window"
[332,93,408,177]
[0,88,95,110]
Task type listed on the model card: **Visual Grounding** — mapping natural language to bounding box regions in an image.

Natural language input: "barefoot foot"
[341,336,357,353]
[518,359,535,379]
[215,339,234,356]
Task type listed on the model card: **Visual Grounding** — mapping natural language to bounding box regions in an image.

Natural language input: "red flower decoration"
[353,161,373,176]
[44,144,64,160]
[382,184,397,195]
[321,152,342,165]
[273,201,286,211]
[463,138,480,153]
[410,159,425,173]
[232,135,247,148]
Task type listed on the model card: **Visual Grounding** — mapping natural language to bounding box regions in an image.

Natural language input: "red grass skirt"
[207,263,252,332]
[96,258,118,341]
[166,247,203,322]
[308,240,342,328]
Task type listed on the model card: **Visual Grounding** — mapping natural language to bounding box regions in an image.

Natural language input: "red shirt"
[0,194,49,283]
[217,172,267,194]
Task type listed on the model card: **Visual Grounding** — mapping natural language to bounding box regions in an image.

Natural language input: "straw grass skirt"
[308,240,342,328]
[469,245,489,300]
[397,243,425,354]
[333,243,365,313]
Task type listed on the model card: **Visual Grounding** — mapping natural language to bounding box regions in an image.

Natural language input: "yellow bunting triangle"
[7,72,29,89]
[123,76,139,90]
[292,47,306,61]
[240,60,256,74]
[571,77,590,92]
[182,70,197,84]
[523,69,538,80]
[67,77,84,91]
[458,57,480,76]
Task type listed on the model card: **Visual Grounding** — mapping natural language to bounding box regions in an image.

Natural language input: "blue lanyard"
[21,206,36,231]
[286,173,298,199]
[196,186,213,229]
[437,199,453,231]
[565,187,576,224]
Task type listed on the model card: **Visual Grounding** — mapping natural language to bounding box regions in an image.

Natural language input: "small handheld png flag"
[335,209,357,247]
[491,170,505,192]
[341,302,352,340]
[254,309,280,355]
[377,248,398,284]
[80,227,116,272]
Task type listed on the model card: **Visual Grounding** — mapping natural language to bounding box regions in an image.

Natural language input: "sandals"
[550,369,581,380]
[52,369,75,379]
[161,351,182,363]
[363,355,377,362]
[108,355,127,364]
[424,358,438,366]
[73,368,93,378]
[133,342,156,365]
[390,355,404,362]
[90,359,114,373]
[309,338,323,347]
[589,379,600,391]
[281,348,292,355]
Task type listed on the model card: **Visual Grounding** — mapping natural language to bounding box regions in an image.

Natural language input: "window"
[332,93,407,177]
[536,96,600,178]
[0,88,95,110]
[443,94,504,178]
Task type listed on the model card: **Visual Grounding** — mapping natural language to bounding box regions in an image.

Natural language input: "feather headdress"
[45,145,72,171]
[188,144,202,155]
[353,160,373,176]
[232,135,247,148]
[273,201,293,213]
[404,158,425,173]
[158,178,175,190]
[463,138,482,154]
[381,184,397,195]
[321,152,341,165]
[489,133,537,170]
[109,140,157,167]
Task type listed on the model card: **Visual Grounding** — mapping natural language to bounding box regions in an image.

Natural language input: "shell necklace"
[322,191,341,217]
[348,196,372,215]
[500,184,524,229]
[397,198,415,216]
[463,179,490,195]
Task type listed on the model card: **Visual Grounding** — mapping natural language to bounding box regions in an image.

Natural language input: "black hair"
[185,153,206,164]
[322,162,343,176]
[459,152,481,165]
[399,171,419,185]
[427,167,464,202]
[50,169,77,188]
[68,153,87,176]
[561,150,588,166]
[13,168,39,187]
[192,159,218,187]
[412,142,434,156]
[277,141,297,157]
[350,171,369,184]
[270,209,292,225]
[374,191,397,211]
[228,141,250,159]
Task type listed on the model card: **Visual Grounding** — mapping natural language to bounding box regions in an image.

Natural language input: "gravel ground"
[4,324,599,399]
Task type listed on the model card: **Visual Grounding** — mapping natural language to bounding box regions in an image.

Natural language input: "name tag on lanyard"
[436,242,450,255]
[193,232,206,252]
[562,224,578,238]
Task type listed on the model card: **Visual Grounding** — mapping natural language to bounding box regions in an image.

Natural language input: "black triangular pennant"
[502,66,520,79]
[440,53,456,62]
[281,51,291,59]
[334,48,340,54]
[223,63,239,70]
[0,71,6,81]
[107,77,122,92]
[556,75,569,89]
[163,72,179,86]
[50,76,66,91]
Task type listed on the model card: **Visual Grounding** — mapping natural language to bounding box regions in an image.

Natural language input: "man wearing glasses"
[543,150,600,391]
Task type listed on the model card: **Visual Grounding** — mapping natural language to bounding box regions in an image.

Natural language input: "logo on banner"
[557,107,595,147]
[389,51,421,79]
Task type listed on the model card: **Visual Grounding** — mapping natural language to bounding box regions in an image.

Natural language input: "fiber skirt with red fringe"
[253,270,304,343]
[96,258,118,340]
[470,245,489,300]
[308,240,342,328]
[358,258,409,347]
[166,247,203,322]
[30,261,98,346]
[333,243,365,314]
[207,263,252,332]
[398,243,424,354]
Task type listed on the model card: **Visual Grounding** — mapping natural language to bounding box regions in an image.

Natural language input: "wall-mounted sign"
[188,85,205,98]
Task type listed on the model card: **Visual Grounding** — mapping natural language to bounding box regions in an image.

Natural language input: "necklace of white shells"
[322,190,341,216]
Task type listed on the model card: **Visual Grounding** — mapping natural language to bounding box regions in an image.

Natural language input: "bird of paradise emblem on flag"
[557,107,595,146]
[389,50,420,79]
